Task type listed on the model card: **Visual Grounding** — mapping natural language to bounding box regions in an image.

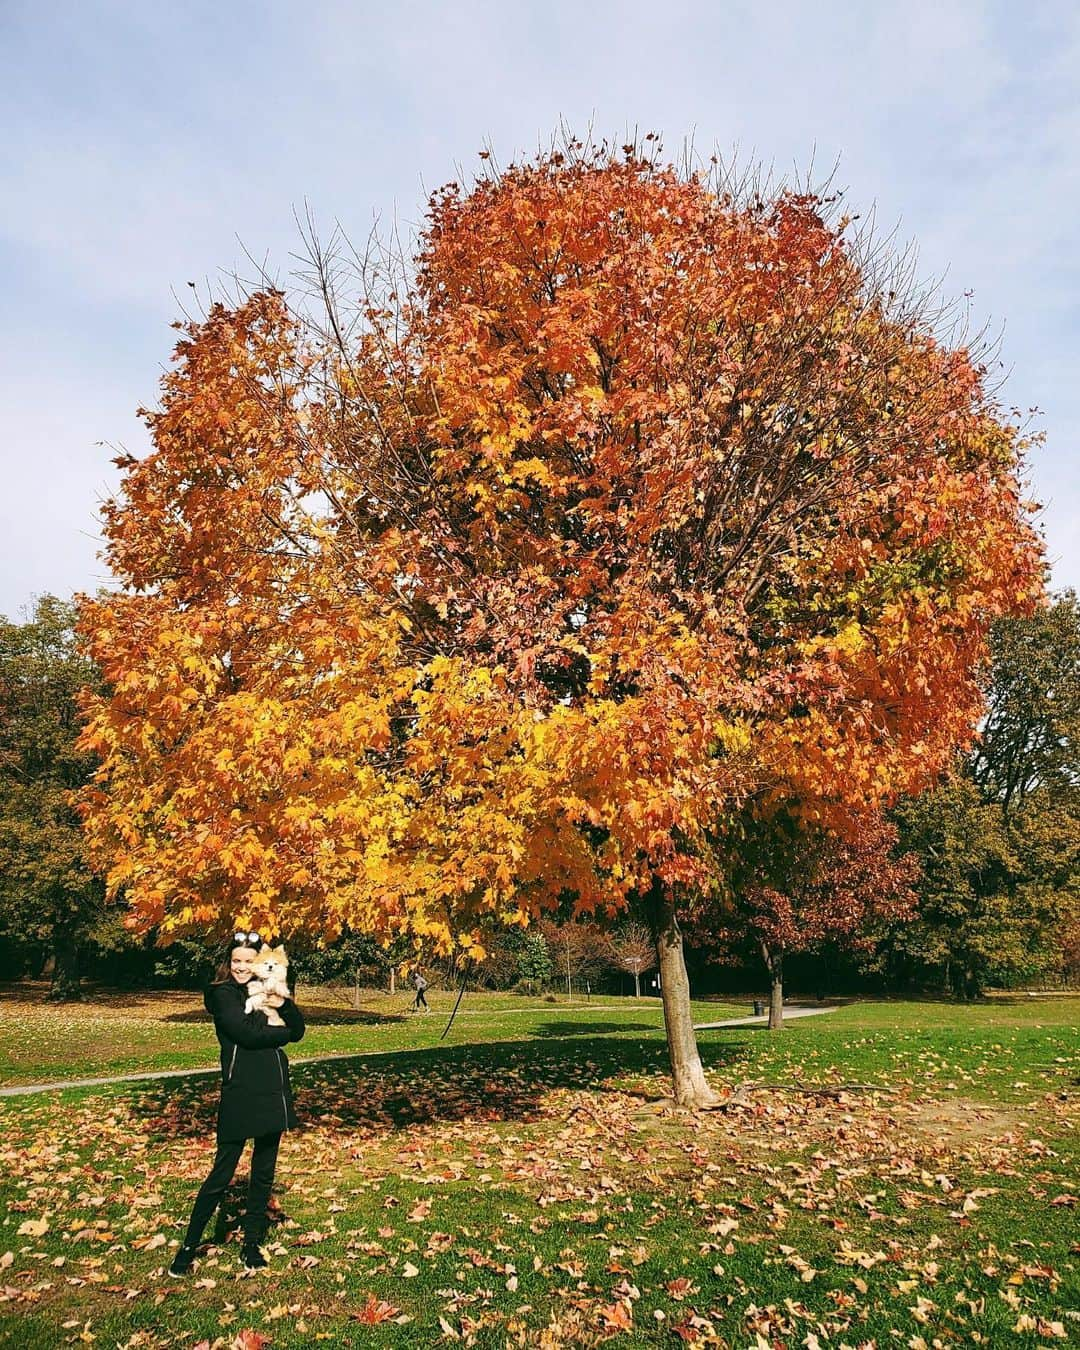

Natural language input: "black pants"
[413,987,428,1010]
[182,1132,281,1248]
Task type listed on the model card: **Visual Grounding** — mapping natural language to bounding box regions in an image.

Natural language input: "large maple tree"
[80,143,1042,1105]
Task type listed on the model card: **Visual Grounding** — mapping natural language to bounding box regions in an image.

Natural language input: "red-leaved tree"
[703,811,919,1028]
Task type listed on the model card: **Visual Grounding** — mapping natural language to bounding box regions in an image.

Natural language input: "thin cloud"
[1,0,1077,616]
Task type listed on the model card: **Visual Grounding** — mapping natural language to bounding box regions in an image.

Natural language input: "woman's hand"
[265,994,286,1008]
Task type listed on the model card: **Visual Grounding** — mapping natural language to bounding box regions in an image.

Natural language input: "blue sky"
[2,0,1077,619]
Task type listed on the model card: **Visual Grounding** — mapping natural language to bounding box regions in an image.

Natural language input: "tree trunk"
[353,969,361,1010]
[652,891,720,1107]
[761,942,783,1030]
[48,927,82,1002]
[633,970,641,998]
[565,938,571,999]
[389,966,396,996]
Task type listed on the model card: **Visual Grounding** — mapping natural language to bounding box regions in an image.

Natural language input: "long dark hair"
[211,930,264,985]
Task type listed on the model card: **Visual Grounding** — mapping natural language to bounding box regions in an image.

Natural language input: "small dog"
[244,944,291,1025]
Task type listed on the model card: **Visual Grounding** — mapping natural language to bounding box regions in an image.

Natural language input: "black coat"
[204,978,306,1142]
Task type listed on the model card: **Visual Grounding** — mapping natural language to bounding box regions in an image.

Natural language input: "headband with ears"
[230,929,263,950]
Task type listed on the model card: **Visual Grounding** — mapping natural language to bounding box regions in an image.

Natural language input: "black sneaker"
[168,1245,197,1277]
[241,1243,268,1270]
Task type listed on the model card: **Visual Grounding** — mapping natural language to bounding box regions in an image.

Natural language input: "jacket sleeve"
[279,997,306,1044]
[210,983,295,1050]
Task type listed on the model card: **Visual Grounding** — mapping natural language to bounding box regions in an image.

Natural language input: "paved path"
[0,1050,394,1099]
[0,1005,839,1098]
[694,1005,839,1030]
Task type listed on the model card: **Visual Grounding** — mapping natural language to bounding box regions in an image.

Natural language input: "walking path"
[0,1051,396,1099]
[694,1004,838,1030]
[0,1004,839,1098]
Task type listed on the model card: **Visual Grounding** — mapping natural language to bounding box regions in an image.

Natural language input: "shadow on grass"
[528,1020,656,1038]
[0,982,197,1009]
[123,1034,748,1140]
[161,1003,407,1026]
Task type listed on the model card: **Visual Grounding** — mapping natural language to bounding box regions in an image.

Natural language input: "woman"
[168,930,305,1276]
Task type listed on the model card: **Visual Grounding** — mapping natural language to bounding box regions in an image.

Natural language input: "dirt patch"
[893,1095,1032,1147]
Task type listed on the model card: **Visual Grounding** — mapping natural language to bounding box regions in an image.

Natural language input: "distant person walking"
[168,930,305,1277]
[411,968,429,1012]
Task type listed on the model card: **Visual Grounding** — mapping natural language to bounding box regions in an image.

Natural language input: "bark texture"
[653,892,719,1107]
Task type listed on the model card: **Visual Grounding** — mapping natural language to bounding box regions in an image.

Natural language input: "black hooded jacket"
[204,977,306,1142]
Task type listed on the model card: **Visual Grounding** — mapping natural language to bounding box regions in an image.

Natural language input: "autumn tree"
[708,811,917,1027]
[607,921,656,997]
[80,140,1042,1105]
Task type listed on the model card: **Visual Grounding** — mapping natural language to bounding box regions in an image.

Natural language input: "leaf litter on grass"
[0,1028,1076,1346]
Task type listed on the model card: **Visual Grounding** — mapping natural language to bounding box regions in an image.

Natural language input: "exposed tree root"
[719,1080,899,1108]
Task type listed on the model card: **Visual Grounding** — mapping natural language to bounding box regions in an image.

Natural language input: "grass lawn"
[0,985,742,1086]
[0,991,1076,1347]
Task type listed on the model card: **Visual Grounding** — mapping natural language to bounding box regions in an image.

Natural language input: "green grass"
[0,986,741,1086]
[696,996,1080,1104]
[0,993,1076,1346]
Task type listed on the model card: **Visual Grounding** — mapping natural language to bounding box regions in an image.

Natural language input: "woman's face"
[230,946,257,983]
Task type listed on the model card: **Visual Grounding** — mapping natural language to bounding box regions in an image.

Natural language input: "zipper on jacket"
[277,1049,289,1131]
[226,1045,237,1083]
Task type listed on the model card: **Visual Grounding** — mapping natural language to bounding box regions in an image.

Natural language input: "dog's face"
[251,944,288,981]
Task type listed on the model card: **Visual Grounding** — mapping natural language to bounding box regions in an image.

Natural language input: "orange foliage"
[78,143,1043,953]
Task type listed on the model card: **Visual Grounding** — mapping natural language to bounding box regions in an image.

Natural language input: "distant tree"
[1007,793,1080,985]
[890,782,1032,995]
[607,922,656,997]
[516,931,553,993]
[970,592,1079,814]
[0,597,103,999]
[885,778,1077,995]
[538,918,609,997]
[1062,905,1080,983]
[710,811,917,1027]
[290,928,413,1005]
[468,925,524,990]
[880,597,1080,995]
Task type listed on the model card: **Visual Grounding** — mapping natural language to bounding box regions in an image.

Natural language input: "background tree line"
[1,591,1077,1001]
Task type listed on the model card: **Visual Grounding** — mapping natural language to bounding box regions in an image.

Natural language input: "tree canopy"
[970,591,1079,813]
[79,141,1043,1101]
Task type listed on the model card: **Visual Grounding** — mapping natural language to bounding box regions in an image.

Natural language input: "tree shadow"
[528,1020,657,1038]
[161,1004,406,1026]
[123,1035,746,1141]
[0,982,199,1009]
